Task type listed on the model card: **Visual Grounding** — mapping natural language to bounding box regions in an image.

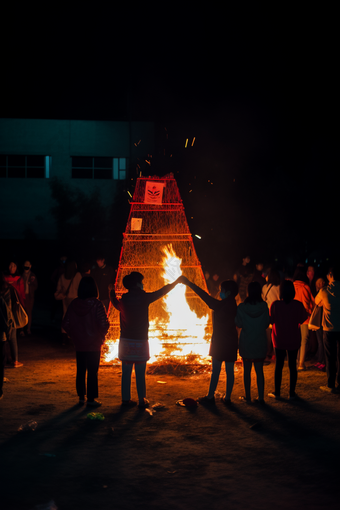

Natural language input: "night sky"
[2,6,337,277]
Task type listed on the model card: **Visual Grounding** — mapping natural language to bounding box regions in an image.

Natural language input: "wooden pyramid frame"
[107,173,211,349]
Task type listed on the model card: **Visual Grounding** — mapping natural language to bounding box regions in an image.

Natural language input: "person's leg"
[323,331,337,388]
[298,324,309,368]
[287,349,298,396]
[265,327,273,359]
[225,362,235,400]
[7,328,18,363]
[0,341,4,398]
[335,333,340,388]
[274,348,286,396]
[75,351,87,400]
[254,361,264,400]
[86,351,101,401]
[134,362,147,403]
[315,328,325,365]
[121,362,133,401]
[25,296,34,334]
[207,359,222,398]
[242,360,252,400]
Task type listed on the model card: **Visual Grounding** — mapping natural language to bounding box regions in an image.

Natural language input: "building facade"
[0,118,155,240]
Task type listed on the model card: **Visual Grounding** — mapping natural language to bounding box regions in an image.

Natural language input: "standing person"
[262,268,281,363]
[21,261,38,335]
[110,271,182,408]
[252,262,266,288]
[268,280,308,400]
[180,277,239,405]
[50,255,67,323]
[1,275,12,398]
[315,266,340,394]
[0,273,23,367]
[55,260,82,345]
[91,255,115,313]
[307,266,317,297]
[293,268,315,370]
[233,255,253,304]
[4,262,25,307]
[62,276,109,406]
[235,281,270,403]
[313,277,327,370]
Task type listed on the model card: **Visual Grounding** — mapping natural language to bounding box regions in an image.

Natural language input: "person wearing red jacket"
[4,262,25,306]
[293,268,315,370]
[62,276,109,407]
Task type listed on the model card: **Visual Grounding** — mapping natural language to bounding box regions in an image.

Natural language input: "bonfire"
[103,174,212,373]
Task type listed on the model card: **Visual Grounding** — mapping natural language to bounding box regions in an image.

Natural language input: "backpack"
[9,286,28,329]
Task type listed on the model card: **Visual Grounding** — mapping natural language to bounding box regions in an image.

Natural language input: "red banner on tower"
[144,181,165,204]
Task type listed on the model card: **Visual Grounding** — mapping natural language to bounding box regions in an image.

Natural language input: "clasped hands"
[175,275,190,286]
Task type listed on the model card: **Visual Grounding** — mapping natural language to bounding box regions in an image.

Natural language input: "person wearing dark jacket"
[1,274,12,399]
[235,281,270,403]
[21,260,38,335]
[62,276,109,407]
[110,271,182,408]
[181,277,239,405]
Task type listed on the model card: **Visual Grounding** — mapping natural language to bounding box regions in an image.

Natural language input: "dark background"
[1,5,337,287]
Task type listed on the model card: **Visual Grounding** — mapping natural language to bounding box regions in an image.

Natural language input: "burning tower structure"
[104,174,211,363]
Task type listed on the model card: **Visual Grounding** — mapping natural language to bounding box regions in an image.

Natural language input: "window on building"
[71,157,127,180]
[0,155,51,178]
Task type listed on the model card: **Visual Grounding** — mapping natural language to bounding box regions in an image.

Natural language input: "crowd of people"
[1,254,340,408]
[0,254,115,400]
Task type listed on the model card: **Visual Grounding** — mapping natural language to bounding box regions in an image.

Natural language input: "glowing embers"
[104,245,210,364]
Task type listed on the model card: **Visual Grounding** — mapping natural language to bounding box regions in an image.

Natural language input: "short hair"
[221,280,238,298]
[293,268,309,284]
[77,276,99,299]
[267,268,281,286]
[245,281,263,304]
[328,266,339,280]
[315,278,326,291]
[123,271,144,290]
[64,260,77,280]
[280,279,295,304]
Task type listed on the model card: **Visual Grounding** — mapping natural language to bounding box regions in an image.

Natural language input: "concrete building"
[0,118,155,241]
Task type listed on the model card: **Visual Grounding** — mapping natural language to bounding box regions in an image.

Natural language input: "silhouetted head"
[280,279,296,304]
[293,267,309,284]
[77,276,99,299]
[64,260,77,280]
[123,272,144,290]
[220,280,238,298]
[245,281,263,304]
[327,266,339,282]
[267,268,281,286]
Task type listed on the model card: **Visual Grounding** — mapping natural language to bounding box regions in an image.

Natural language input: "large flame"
[148,245,209,363]
[104,244,210,364]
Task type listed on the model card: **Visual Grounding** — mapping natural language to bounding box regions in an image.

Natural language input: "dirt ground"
[1,303,340,510]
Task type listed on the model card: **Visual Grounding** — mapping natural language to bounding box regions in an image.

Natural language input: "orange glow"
[104,244,210,364]
[103,175,211,366]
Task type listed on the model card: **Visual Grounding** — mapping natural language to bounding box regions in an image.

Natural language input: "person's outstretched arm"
[109,285,123,311]
[180,276,220,310]
[147,277,183,304]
